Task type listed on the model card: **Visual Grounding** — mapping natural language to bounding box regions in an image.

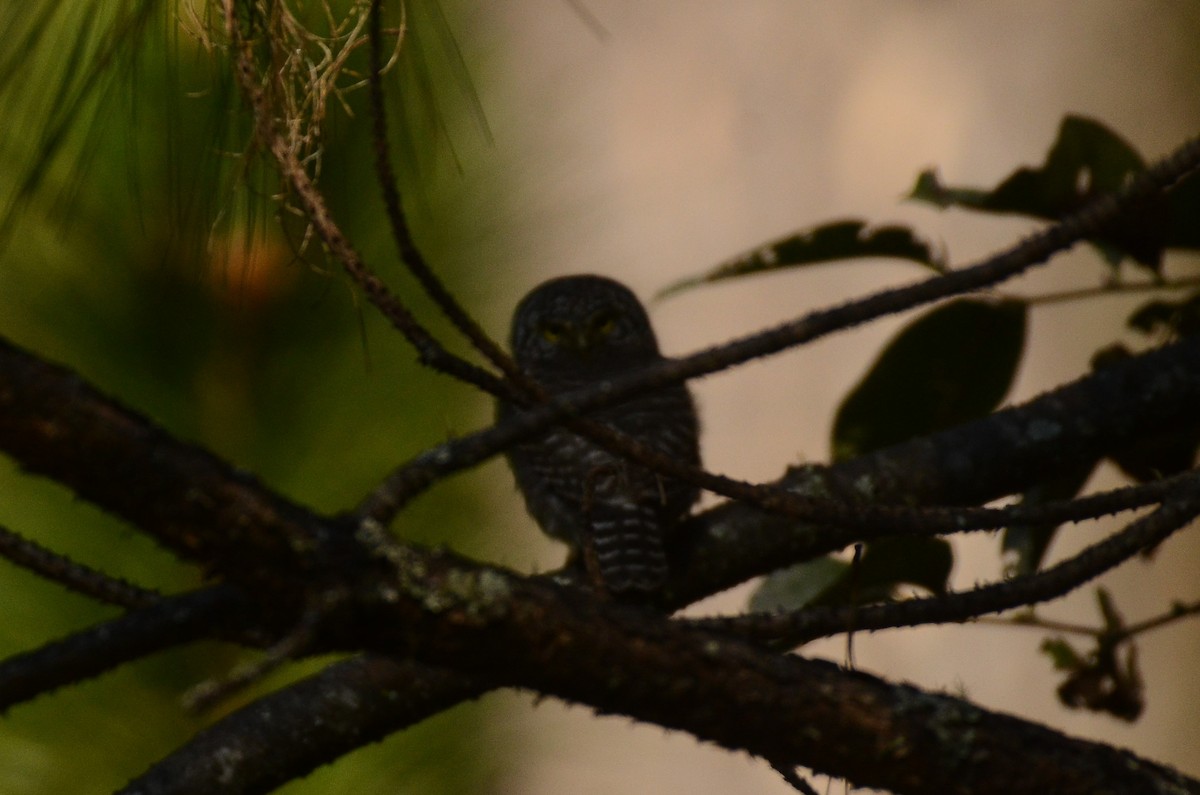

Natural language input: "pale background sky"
[424,3,1200,792]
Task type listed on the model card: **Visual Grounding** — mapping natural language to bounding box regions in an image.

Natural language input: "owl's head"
[510,275,662,372]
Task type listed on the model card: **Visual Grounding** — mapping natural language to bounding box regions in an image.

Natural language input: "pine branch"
[365,0,520,381]
[222,0,509,398]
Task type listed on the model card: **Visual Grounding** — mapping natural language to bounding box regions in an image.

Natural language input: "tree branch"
[3,328,1199,789]
[357,134,1200,523]
[122,528,1200,795]
[0,522,158,608]
[331,541,1200,795]
[0,585,246,713]
[668,333,1200,604]
[365,0,520,380]
[685,479,1200,646]
[119,655,487,795]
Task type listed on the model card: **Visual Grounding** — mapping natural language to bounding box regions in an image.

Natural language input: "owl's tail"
[585,503,669,600]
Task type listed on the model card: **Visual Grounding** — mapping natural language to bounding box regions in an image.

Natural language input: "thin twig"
[771,761,821,795]
[0,585,246,713]
[1016,274,1200,308]
[0,523,158,609]
[987,598,1200,640]
[366,0,521,380]
[184,607,320,713]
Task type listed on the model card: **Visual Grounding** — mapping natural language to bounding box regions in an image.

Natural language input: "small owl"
[499,274,701,601]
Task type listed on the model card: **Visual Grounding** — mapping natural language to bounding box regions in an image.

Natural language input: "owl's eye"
[589,311,617,336]
[540,320,570,344]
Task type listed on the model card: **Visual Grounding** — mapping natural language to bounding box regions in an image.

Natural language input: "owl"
[499,274,701,602]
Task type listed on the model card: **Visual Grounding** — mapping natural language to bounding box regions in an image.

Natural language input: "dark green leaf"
[909,169,992,209]
[750,537,953,614]
[853,536,954,598]
[909,115,1176,272]
[657,219,944,298]
[832,298,1027,460]
[1040,637,1085,671]
[1003,459,1097,576]
[749,556,850,613]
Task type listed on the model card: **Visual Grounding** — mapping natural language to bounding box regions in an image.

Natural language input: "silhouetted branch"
[2,326,1198,792]
[982,596,1200,645]
[686,478,1200,646]
[120,538,1200,795]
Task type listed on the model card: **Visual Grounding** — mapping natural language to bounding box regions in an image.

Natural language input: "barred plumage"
[499,275,701,601]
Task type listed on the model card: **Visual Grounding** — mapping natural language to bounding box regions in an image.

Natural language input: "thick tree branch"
[123,527,1200,795]
[119,655,487,795]
[3,324,1199,791]
[0,338,332,586]
[329,540,1200,795]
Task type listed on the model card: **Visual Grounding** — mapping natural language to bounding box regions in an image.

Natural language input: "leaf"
[749,537,953,614]
[1043,592,1144,721]
[1095,587,1125,634]
[853,536,954,598]
[1126,291,1200,339]
[832,298,1027,460]
[909,115,1174,272]
[749,556,850,613]
[1002,459,1097,576]
[1055,642,1144,722]
[657,219,944,298]
[1040,637,1085,671]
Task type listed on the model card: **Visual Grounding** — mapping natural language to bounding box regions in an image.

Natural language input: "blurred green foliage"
[0,1,505,792]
